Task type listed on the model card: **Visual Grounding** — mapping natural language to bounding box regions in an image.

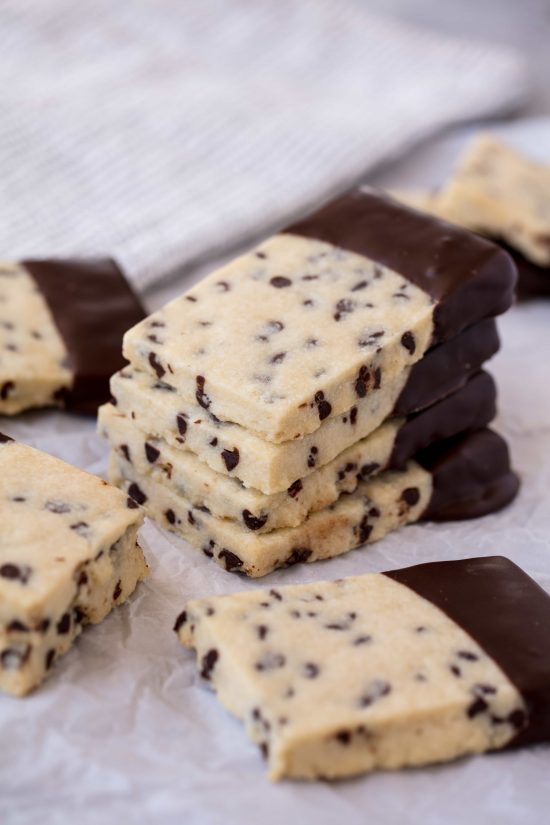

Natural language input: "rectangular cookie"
[101,371,496,533]
[438,134,550,266]
[0,433,147,696]
[112,429,518,577]
[0,258,144,415]
[175,556,549,780]
[108,321,499,495]
[122,189,515,443]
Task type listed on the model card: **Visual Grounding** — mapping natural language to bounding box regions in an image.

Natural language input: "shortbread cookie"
[0,258,144,415]
[122,190,515,443]
[107,333,498,495]
[438,135,550,266]
[112,429,518,577]
[101,371,496,533]
[0,433,147,696]
[176,556,549,780]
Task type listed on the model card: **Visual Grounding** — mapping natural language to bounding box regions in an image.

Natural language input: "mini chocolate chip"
[128,483,147,505]
[467,697,488,719]
[1,381,15,400]
[0,563,31,584]
[256,251,267,259]
[255,652,286,671]
[287,479,303,498]
[45,649,55,669]
[349,406,358,425]
[7,620,29,632]
[473,683,497,696]
[285,547,312,566]
[148,352,165,379]
[45,500,71,514]
[217,280,230,291]
[373,367,381,389]
[120,444,131,462]
[127,496,139,509]
[355,365,370,397]
[270,589,283,601]
[56,613,71,634]
[113,580,122,601]
[70,521,89,536]
[221,447,239,471]
[458,650,479,661]
[401,487,420,506]
[358,462,379,480]
[270,276,291,288]
[187,510,196,526]
[173,610,188,632]
[201,649,219,680]
[401,331,416,355]
[270,352,286,364]
[307,446,318,469]
[353,635,372,646]
[360,679,391,707]
[165,509,176,525]
[415,626,427,633]
[314,390,332,421]
[195,375,212,410]
[358,516,372,544]
[218,549,243,571]
[73,607,85,624]
[334,298,355,321]
[77,571,88,587]
[175,414,188,438]
[39,618,51,633]
[351,281,368,291]
[450,665,461,677]
[303,662,320,679]
[335,730,351,744]
[257,625,269,640]
[145,442,160,463]
[242,510,268,531]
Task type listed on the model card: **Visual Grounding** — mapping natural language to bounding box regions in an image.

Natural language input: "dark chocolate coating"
[22,258,145,414]
[390,370,496,470]
[491,239,550,300]
[285,189,517,342]
[385,556,550,748]
[395,317,500,416]
[419,428,519,521]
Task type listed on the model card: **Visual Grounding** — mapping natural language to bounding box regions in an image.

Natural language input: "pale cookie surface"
[0,436,147,696]
[109,456,431,577]
[107,365,408,494]
[0,263,71,414]
[176,573,524,780]
[438,134,550,265]
[123,234,433,442]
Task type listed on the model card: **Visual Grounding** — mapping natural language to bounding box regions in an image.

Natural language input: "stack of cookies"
[395,134,550,298]
[99,190,519,577]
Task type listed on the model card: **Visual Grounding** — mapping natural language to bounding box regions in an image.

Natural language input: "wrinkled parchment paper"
[2,123,550,825]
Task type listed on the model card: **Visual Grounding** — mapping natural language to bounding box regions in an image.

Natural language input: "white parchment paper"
[2,122,550,825]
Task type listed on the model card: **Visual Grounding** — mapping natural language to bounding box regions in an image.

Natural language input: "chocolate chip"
[70,521,89,536]
[351,281,368,291]
[176,414,187,438]
[145,442,160,463]
[335,730,351,744]
[56,613,71,634]
[358,462,380,479]
[270,276,291,288]
[1,380,15,400]
[201,649,219,680]
[401,331,416,355]
[221,447,239,471]
[285,481,303,502]
[314,390,332,421]
[285,547,312,566]
[127,497,139,509]
[45,649,55,670]
[401,487,420,506]
[353,635,372,646]
[216,280,230,291]
[0,563,31,584]
[355,366,370,397]
[38,619,50,633]
[373,367,381,389]
[120,444,131,462]
[458,650,479,661]
[255,652,286,671]
[113,580,122,600]
[257,625,269,640]
[7,620,29,632]
[185,295,197,302]
[195,375,211,410]
[148,352,165,379]
[256,251,267,259]
[303,662,320,679]
[210,437,218,447]
[242,510,268,531]
[334,298,355,321]
[77,571,88,587]
[467,697,488,719]
[473,683,497,696]
[165,509,176,525]
[270,352,286,364]
[357,516,372,544]
[218,549,243,571]
[128,483,147,505]
[349,406,358,425]
[359,679,391,707]
[173,610,187,632]
[450,665,461,677]
[307,446,318,469]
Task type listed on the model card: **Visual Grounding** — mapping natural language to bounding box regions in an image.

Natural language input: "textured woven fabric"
[0,1,527,290]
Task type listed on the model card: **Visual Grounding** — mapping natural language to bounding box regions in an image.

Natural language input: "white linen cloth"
[0,0,527,291]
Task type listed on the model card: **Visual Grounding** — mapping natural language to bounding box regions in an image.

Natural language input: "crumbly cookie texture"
[438,134,550,266]
[176,571,525,780]
[107,365,408,495]
[109,456,431,577]
[0,435,147,696]
[123,233,434,443]
[0,263,71,414]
